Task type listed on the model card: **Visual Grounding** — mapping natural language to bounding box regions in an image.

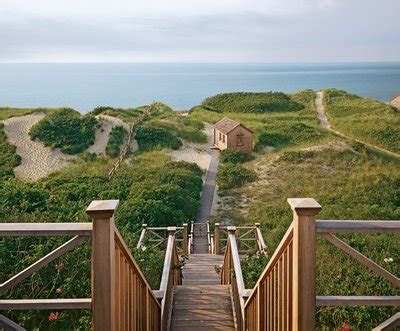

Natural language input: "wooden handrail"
[221,226,248,330]
[159,227,182,330]
[317,220,400,233]
[86,200,161,330]
[255,223,267,252]
[0,223,92,236]
[373,312,400,331]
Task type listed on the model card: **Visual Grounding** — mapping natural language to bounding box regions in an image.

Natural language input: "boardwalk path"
[196,147,219,223]
[315,91,400,158]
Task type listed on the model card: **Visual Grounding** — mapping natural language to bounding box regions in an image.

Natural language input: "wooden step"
[170,285,234,331]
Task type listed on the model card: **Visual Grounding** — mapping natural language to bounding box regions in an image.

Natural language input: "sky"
[0,0,399,63]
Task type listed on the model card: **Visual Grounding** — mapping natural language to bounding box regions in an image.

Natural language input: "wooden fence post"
[214,223,220,255]
[86,200,120,331]
[287,198,321,331]
[182,223,188,254]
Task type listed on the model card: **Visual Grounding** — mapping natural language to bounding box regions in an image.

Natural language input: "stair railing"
[206,221,212,254]
[157,227,182,330]
[221,226,251,330]
[0,200,162,331]
[243,198,400,331]
[136,223,188,255]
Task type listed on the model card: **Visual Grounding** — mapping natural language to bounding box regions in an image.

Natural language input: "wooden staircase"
[170,223,235,330]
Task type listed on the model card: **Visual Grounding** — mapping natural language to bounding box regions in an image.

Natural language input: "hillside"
[188,90,400,329]
[1,90,399,329]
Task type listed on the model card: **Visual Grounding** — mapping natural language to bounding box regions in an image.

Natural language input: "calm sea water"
[0,63,399,113]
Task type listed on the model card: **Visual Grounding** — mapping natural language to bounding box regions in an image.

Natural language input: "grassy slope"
[323,89,400,153]
[191,90,400,328]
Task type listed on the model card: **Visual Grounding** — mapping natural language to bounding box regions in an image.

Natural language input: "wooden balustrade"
[136,224,188,255]
[214,223,267,255]
[158,227,182,330]
[221,226,249,330]
[0,200,162,330]
[243,198,321,331]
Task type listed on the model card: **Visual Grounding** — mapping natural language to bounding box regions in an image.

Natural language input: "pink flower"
[342,322,350,331]
[48,312,58,321]
[57,263,65,270]
[55,288,62,294]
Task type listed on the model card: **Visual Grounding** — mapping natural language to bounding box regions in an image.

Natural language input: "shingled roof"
[214,117,253,134]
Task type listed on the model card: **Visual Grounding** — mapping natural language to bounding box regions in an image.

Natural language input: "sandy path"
[89,115,138,155]
[169,122,214,171]
[3,113,76,181]
[315,91,400,158]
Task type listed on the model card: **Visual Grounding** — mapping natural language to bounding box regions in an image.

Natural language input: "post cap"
[255,223,260,227]
[167,226,177,234]
[142,223,148,228]
[227,226,237,233]
[287,198,321,215]
[86,200,119,218]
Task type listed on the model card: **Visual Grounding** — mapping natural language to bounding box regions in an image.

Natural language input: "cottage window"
[223,134,225,143]
[219,132,222,141]
[236,134,244,146]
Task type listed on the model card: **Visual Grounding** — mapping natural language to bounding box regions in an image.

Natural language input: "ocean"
[0,62,399,113]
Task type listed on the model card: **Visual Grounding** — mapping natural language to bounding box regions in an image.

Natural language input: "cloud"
[0,0,399,62]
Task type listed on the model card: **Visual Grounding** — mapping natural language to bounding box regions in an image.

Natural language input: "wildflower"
[55,288,62,294]
[48,312,58,321]
[384,257,394,263]
[57,263,65,270]
[141,246,147,252]
[342,322,350,331]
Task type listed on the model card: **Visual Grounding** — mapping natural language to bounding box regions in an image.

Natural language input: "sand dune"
[3,113,76,181]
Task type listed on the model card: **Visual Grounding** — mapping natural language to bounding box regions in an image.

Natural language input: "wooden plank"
[372,312,400,331]
[0,236,86,294]
[0,223,92,236]
[317,220,400,233]
[0,314,26,331]
[321,233,400,287]
[316,296,400,306]
[0,299,91,310]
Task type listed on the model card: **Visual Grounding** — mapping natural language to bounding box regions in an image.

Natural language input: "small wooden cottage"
[213,117,253,153]
[389,94,400,109]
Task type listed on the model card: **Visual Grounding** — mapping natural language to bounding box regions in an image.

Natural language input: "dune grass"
[105,126,127,158]
[323,89,400,153]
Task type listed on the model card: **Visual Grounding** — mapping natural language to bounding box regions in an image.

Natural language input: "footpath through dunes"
[315,91,400,158]
[3,113,76,180]
[89,115,138,155]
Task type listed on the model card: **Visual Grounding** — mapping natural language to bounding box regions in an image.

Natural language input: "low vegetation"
[323,89,400,153]
[135,125,182,150]
[217,149,257,190]
[0,107,53,121]
[105,126,127,158]
[29,108,97,154]
[203,92,304,113]
[0,123,21,178]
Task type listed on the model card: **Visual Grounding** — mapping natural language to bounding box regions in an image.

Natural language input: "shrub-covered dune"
[202,91,304,113]
[29,108,97,154]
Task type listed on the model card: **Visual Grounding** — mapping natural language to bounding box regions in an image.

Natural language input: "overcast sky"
[0,0,399,63]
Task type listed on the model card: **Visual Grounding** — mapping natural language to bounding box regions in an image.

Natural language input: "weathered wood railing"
[214,222,267,255]
[0,200,161,330]
[221,226,252,331]
[188,222,194,254]
[105,103,155,181]
[136,223,188,255]
[241,198,400,330]
[155,227,182,330]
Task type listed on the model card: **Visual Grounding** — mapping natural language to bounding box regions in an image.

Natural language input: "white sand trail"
[3,113,76,181]
[89,115,138,155]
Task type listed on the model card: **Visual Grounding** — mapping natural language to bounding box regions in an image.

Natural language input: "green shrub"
[217,163,257,190]
[203,92,304,113]
[135,125,182,150]
[0,123,21,179]
[90,106,142,123]
[241,252,270,288]
[220,149,254,164]
[106,126,127,158]
[29,108,97,154]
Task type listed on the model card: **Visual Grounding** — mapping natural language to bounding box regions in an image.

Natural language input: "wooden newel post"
[287,198,321,331]
[182,223,188,254]
[214,223,220,255]
[86,200,120,331]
